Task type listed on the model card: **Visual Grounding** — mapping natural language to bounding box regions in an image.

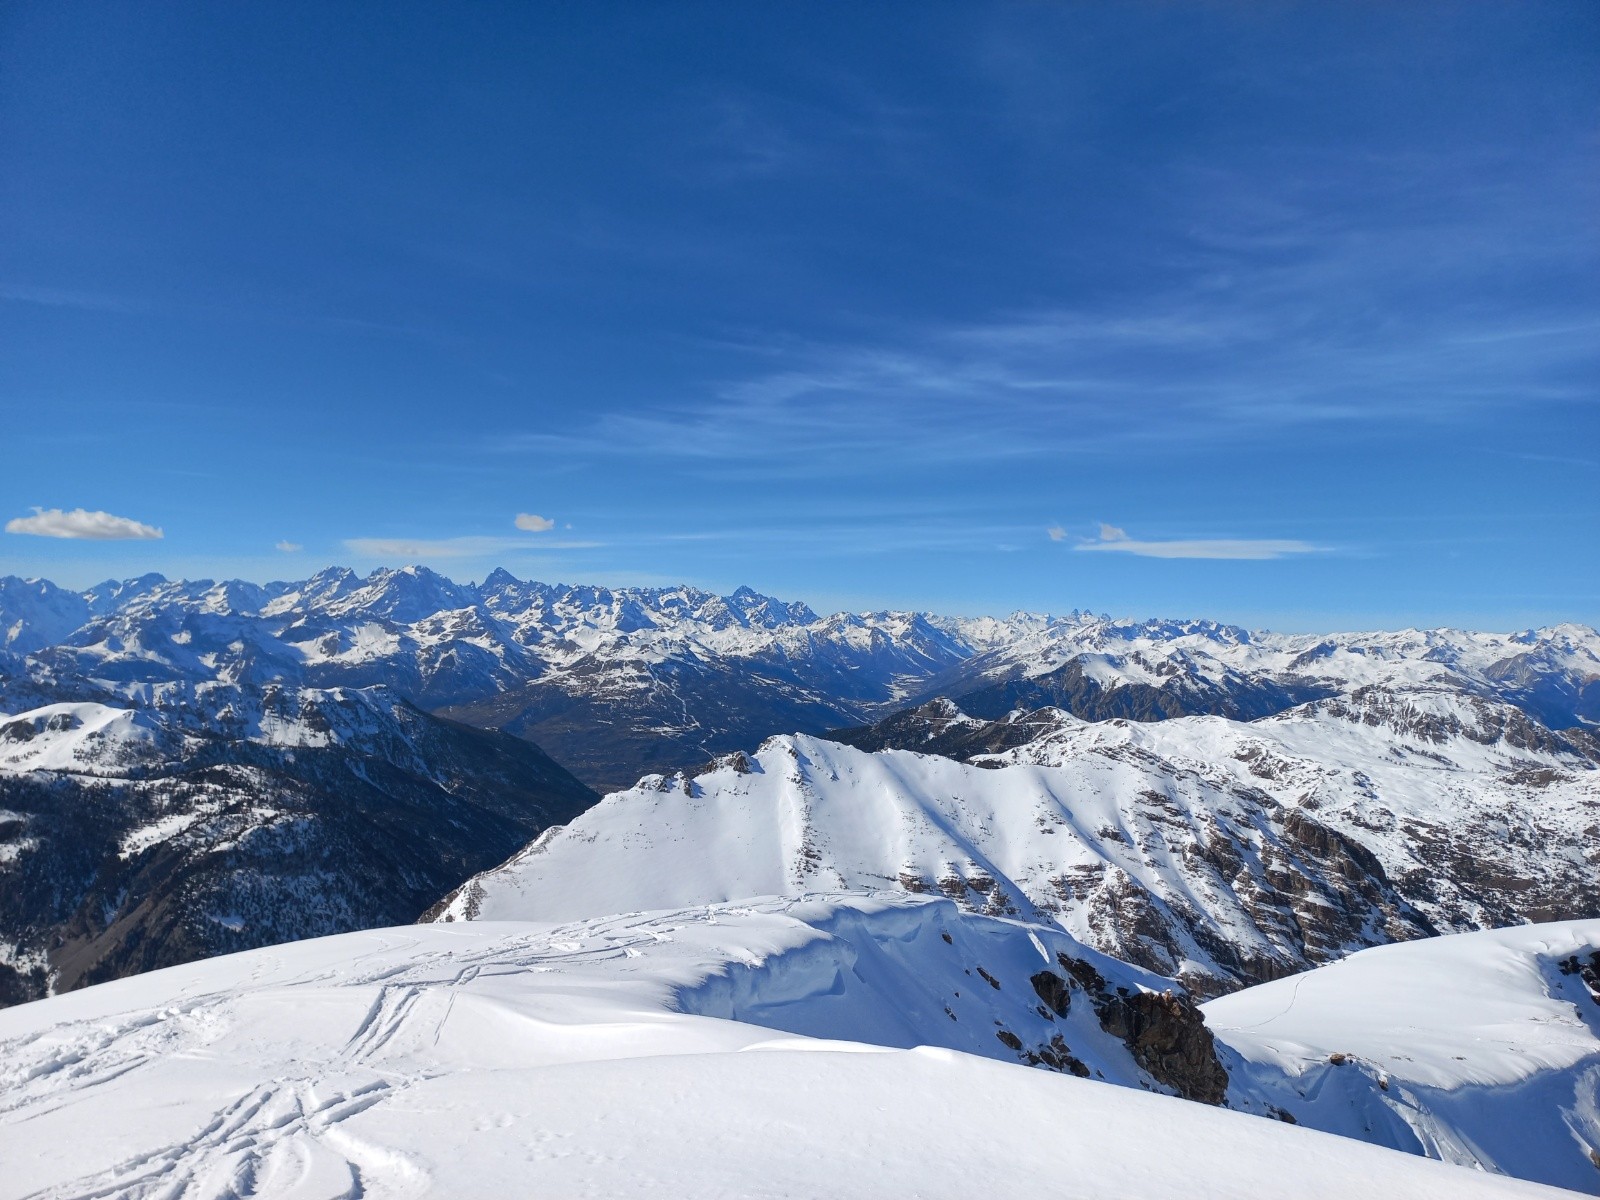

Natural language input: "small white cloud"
[1047,525,1067,541]
[1073,524,1321,560]
[275,541,303,553]
[5,507,163,540]
[514,513,555,532]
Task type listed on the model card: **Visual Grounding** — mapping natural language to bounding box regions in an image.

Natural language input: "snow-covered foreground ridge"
[1207,919,1600,1194]
[0,896,1563,1200]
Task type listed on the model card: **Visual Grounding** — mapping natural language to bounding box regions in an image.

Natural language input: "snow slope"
[435,712,1595,995]
[0,896,1562,1199]
[1206,919,1600,1194]
[982,693,1600,951]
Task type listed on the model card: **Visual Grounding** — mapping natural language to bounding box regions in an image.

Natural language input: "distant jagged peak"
[327,564,478,622]
[726,583,819,627]
[479,565,522,591]
[81,572,168,615]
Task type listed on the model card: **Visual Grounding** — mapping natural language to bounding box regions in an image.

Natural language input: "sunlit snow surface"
[0,896,1564,1199]
[435,717,1598,993]
[1207,920,1600,1193]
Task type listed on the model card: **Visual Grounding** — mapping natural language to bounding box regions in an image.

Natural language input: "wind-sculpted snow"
[0,896,1564,1199]
[1206,919,1600,1193]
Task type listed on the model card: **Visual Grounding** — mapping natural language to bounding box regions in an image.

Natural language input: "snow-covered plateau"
[0,896,1572,1199]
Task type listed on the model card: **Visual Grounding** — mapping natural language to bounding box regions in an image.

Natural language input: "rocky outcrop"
[1052,952,1229,1105]
[1558,949,1600,1003]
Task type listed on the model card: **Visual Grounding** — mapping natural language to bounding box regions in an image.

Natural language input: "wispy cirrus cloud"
[275,540,303,553]
[5,507,163,540]
[0,282,148,313]
[488,283,1596,483]
[482,139,1596,487]
[1071,523,1322,561]
[344,535,602,559]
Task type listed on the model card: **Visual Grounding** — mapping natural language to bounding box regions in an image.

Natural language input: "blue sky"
[2,2,1596,629]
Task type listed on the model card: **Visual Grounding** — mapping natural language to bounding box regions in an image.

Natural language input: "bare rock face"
[1100,990,1230,1107]
[1055,952,1230,1105]
[1030,969,1072,1017]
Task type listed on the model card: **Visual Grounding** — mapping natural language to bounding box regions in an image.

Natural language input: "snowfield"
[0,897,1568,1199]
[1207,919,1600,1193]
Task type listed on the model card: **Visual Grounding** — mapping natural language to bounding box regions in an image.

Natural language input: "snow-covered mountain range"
[7,567,1595,791]
[3,566,1597,1008]
[3,567,1599,1193]
[435,681,1599,998]
[3,568,1008,790]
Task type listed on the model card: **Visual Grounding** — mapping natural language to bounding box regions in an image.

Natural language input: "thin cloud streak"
[344,536,603,559]
[487,295,1596,482]
[1073,524,1323,560]
[475,135,1596,485]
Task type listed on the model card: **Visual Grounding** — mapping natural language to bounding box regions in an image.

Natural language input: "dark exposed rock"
[1559,950,1600,1003]
[826,700,1064,759]
[1056,951,1229,1105]
[1030,970,1072,1017]
[1023,1033,1091,1077]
